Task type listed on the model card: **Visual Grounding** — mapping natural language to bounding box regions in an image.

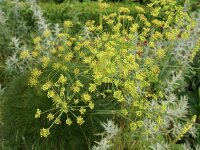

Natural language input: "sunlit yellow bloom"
[66,118,72,126]
[33,37,41,44]
[89,102,94,109]
[41,81,52,91]
[113,90,124,102]
[137,121,144,127]
[64,20,73,28]
[82,93,91,102]
[76,116,84,125]
[79,107,86,114]
[118,7,130,13]
[121,109,128,116]
[89,83,97,92]
[130,122,137,131]
[130,23,139,33]
[55,118,61,124]
[29,77,39,87]
[41,56,50,68]
[99,2,110,9]
[58,74,67,84]
[40,128,50,138]
[35,109,41,118]
[135,6,145,13]
[31,68,42,78]
[43,30,51,37]
[20,50,29,59]
[47,113,54,121]
[156,48,165,59]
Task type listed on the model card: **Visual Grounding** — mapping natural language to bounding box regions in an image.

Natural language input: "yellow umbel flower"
[55,118,61,124]
[151,31,163,40]
[52,62,62,70]
[149,41,155,48]
[135,6,145,13]
[66,41,72,47]
[144,21,151,27]
[135,72,145,81]
[47,113,54,121]
[64,52,74,62]
[89,102,94,109]
[82,93,91,103]
[99,2,110,9]
[121,109,128,116]
[31,68,42,78]
[59,87,65,98]
[130,122,137,131]
[113,90,124,102]
[156,116,163,125]
[40,128,50,138]
[47,90,56,98]
[89,83,97,92]
[41,81,52,91]
[137,121,144,127]
[41,56,50,68]
[64,20,73,28]
[136,111,142,117]
[145,57,153,65]
[73,68,80,76]
[130,23,139,33]
[156,48,165,59]
[66,118,72,126]
[20,50,29,59]
[29,77,39,87]
[74,99,79,104]
[35,109,41,118]
[153,125,159,131]
[57,74,67,84]
[76,116,84,125]
[71,80,84,93]
[32,50,39,58]
[33,37,41,44]
[190,39,200,61]
[79,107,86,114]
[118,7,130,13]
[43,30,51,37]
[174,115,197,143]
[152,19,163,27]
[151,7,161,17]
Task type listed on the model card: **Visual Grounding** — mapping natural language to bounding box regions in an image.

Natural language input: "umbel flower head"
[26,0,198,146]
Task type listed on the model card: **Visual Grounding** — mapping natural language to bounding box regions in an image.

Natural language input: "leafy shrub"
[184,11,200,147]
[0,0,38,86]
[0,1,35,55]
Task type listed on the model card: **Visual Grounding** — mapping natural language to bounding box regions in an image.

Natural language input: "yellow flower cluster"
[99,1,110,10]
[40,128,50,138]
[174,115,197,142]
[64,20,73,28]
[190,39,200,61]
[29,68,42,87]
[28,0,196,138]
[20,50,29,59]
[35,109,41,118]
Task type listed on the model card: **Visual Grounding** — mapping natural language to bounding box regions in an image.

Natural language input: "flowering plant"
[1,0,200,149]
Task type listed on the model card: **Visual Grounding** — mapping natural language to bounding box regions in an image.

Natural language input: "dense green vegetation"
[1,0,200,149]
